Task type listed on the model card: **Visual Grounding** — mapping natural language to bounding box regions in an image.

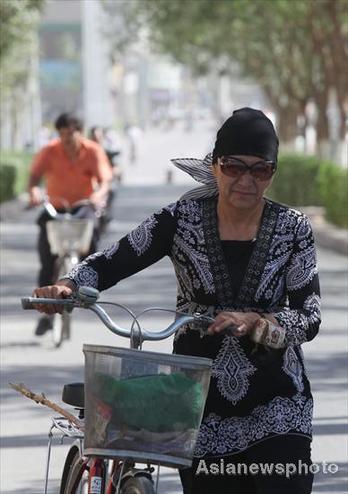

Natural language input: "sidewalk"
[301,206,348,256]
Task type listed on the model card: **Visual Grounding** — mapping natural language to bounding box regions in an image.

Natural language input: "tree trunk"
[10,94,17,150]
[263,86,301,147]
[309,0,347,156]
[277,105,299,145]
[316,107,330,143]
[324,0,348,141]
[336,93,347,141]
[313,86,330,158]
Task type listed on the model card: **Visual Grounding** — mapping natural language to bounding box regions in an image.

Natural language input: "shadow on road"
[2,364,83,406]
[1,341,40,349]
[307,352,348,393]
[1,434,69,449]
[1,258,177,317]
[313,423,348,436]
[2,480,60,494]
[312,462,348,492]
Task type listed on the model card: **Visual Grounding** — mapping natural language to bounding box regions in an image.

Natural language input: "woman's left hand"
[207,311,261,337]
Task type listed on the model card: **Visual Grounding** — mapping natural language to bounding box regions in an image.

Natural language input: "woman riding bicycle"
[33,108,321,494]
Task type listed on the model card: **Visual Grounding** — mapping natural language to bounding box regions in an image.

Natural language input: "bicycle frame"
[44,200,94,347]
[22,288,214,494]
[43,413,163,493]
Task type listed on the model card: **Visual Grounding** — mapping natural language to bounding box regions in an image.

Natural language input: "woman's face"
[212,155,274,210]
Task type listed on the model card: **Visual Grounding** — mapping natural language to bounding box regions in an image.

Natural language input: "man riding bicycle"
[28,112,112,336]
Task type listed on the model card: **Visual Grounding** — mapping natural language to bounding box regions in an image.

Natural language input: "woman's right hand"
[32,280,76,314]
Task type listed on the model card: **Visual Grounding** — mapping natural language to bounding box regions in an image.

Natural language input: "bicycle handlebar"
[43,199,95,220]
[21,287,214,342]
[21,298,75,310]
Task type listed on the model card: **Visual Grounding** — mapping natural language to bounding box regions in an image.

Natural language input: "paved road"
[1,151,348,492]
[115,118,216,185]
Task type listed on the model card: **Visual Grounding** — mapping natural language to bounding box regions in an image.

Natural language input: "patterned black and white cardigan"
[66,197,321,458]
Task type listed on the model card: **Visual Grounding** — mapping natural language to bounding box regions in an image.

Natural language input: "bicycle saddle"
[62,382,84,408]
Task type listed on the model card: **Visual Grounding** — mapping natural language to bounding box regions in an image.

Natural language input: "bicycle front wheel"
[121,476,155,494]
[52,310,71,348]
[59,446,88,494]
[52,256,73,348]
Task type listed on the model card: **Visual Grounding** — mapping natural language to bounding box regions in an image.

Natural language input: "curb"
[301,207,348,257]
[312,222,348,256]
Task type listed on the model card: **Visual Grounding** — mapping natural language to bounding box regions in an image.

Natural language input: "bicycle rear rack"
[44,417,84,494]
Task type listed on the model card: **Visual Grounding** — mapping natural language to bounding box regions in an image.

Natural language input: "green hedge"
[0,151,32,203]
[0,150,346,228]
[269,154,347,228]
[317,161,348,228]
[0,165,17,202]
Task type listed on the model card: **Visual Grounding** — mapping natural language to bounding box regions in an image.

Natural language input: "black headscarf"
[212,108,279,164]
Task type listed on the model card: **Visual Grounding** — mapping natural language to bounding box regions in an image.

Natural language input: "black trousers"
[179,435,313,494]
[37,205,99,287]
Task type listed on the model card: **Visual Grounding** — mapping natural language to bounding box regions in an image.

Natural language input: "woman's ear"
[211,161,218,178]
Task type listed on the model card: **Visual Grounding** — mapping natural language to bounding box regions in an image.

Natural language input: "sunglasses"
[219,156,276,181]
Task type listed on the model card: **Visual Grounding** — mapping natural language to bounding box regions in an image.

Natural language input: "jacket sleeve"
[63,204,177,291]
[272,214,321,346]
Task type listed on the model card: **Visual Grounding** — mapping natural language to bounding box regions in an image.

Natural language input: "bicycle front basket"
[83,345,212,468]
[46,219,94,256]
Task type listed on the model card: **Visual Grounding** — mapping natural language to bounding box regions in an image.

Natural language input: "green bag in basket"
[93,372,204,433]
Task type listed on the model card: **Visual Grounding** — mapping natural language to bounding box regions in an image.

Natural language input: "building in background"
[39,0,82,124]
[39,0,114,129]
[1,0,271,153]
[39,0,192,132]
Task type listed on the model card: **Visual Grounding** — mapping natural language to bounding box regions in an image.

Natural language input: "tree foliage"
[101,0,145,62]
[0,0,44,97]
[106,0,348,145]
[0,0,44,147]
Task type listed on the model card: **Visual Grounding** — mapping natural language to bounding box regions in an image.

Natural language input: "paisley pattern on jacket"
[65,197,321,457]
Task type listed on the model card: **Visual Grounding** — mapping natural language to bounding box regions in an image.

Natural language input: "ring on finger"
[235,327,245,335]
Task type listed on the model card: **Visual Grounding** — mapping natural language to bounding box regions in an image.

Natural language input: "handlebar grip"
[220,325,240,336]
[21,297,38,310]
[21,297,74,310]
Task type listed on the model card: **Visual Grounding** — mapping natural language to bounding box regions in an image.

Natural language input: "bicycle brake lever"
[193,315,239,337]
[76,286,100,306]
[190,313,214,336]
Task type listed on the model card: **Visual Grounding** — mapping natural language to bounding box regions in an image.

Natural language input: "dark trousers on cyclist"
[99,183,117,234]
[37,204,99,287]
[179,435,313,494]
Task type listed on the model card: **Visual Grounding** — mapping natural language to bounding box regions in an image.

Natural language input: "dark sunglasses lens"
[251,164,274,180]
[220,163,245,177]
[220,158,275,180]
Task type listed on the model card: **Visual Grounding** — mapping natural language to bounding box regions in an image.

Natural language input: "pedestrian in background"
[124,122,142,164]
[89,126,122,229]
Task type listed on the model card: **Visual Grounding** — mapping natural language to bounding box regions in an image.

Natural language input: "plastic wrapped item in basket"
[93,372,204,432]
[83,345,212,468]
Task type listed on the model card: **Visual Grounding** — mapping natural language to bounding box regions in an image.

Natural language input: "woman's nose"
[236,170,254,185]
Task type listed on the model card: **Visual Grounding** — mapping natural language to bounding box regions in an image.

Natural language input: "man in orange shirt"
[28,113,112,335]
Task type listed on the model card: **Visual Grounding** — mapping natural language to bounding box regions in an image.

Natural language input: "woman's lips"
[232,190,254,195]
